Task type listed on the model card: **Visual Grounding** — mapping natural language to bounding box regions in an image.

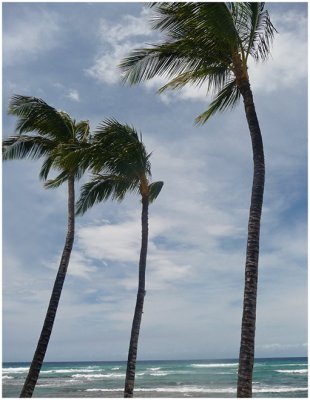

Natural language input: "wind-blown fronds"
[44,170,70,189]
[149,181,164,203]
[76,174,140,215]
[4,95,91,185]
[195,79,240,124]
[75,119,163,214]
[2,135,54,161]
[8,95,71,141]
[92,119,152,178]
[120,2,276,122]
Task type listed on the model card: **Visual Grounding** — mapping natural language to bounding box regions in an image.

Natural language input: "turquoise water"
[2,357,308,397]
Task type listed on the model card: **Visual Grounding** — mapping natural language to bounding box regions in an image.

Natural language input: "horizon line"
[3,355,308,364]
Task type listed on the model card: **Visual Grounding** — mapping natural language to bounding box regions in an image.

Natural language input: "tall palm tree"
[120,3,276,397]
[3,95,90,398]
[75,119,163,398]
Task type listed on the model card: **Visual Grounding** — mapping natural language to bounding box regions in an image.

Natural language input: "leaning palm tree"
[75,119,163,398]
[120,3,276,397]
[3,95,90,398]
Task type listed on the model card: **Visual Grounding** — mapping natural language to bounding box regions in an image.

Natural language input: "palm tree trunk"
[20,174,75,398]
[237,80,265,398]
[124,195,149,398]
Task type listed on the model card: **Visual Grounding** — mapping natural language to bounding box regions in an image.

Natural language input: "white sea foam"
[253,387,307,393]
[269,363,307,367]
[2,375,14,379]
[150,371,170,376]
[190,363,238,368]
[216,372,235,375]
[85,386,307,394]
[40,368,101,374]
[2,367,29,374]
[72,372,125,379]
[275,369,308,374]
[147,367,161,371]
[85,386,236,393]
[86,388,123,392]
[111,367,121,370]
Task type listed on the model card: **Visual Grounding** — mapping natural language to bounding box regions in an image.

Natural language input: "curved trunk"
[124,195,149,398]
[20,174,75,398]
[237,80,265,398]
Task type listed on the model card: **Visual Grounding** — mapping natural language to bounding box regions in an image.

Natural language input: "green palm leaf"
[44,170,69,189]
[120,2,276,123]
[2,135,54,161]
[149,181,164,203]
[4,94,92,186]
[76,174,139,215]
[8,95,71,141]
[195,79,240,125]
[75,119,163,214]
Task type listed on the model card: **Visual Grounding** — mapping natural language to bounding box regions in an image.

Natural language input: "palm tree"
[75,119,163,398]
[3,95,90,398]
[120,3,276,397]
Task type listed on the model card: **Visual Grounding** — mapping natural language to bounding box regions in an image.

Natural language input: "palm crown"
[120,2,276,123]
[3,95,90,187]
[76,119,163,215]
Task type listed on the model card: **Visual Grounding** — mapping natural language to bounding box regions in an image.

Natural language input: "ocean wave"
[150,371,170,376]
[85,385,307,394]
[2,375,14,379]
[111,367,121,370]
[2,367,29,374]
[216,372,235,375]
[85,386,236,393]
[275,369,308,374]
[41,368,102,374]
[268,363,308,367]
[190,363,238,368]
[86,388,123,392]
[72,373,125,379]
[253,387,307,393]
[147,367,161,371]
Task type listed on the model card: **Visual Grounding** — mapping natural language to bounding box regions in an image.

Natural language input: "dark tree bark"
[237,79,265,398]
[20,174,75,398]
[124,195,149,398]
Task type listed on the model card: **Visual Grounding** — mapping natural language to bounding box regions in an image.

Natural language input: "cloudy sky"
[2,2,307,363]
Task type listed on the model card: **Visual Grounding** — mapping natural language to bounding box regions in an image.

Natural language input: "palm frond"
[151,3,239,45]
[148,181,164,203]
[39,155,55,180]
[92,119,151,178]
[75,120,91,142]
[8,95,71,141]
[120,38,233,87]
[2,135,54,161]
[235,2,277,62]
[195,79,240,125]
[76,174,139,215]
[44,170,69,189]
[158,65,232,95]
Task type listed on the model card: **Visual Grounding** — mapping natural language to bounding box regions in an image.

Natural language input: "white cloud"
[78,218,140,262]
[86,7,154,84]
[43,250,98,280]
[66,89,80,102]
[86,42,135,85]
[257,343,307,351]
[3,9,62,66]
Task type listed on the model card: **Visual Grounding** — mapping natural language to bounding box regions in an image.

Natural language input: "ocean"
[2,357,308,398]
